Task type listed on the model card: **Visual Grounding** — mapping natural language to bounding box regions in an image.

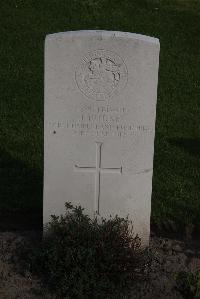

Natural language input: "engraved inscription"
[48,104,152,137]
[74,142,122,214]
[75,50,128,101]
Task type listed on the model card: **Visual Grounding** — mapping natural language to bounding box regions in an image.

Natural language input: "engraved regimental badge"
[75,49,128,101]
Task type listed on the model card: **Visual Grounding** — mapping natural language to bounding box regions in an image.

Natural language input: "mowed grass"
[0,0,199,233]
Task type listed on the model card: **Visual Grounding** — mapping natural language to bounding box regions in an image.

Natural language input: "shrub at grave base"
[28,202,144,298]
[175,271,200,299]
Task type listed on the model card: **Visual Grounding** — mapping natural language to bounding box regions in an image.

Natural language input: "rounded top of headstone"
[45,30,160,46]
[45,30,159,101]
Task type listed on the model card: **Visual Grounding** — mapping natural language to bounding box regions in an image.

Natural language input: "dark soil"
[0,231,200,299]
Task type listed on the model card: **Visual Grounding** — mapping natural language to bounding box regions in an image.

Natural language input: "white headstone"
[44,30,160,246]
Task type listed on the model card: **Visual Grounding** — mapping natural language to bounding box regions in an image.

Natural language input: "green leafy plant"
[24,202,144,299]
[175,271,200,299]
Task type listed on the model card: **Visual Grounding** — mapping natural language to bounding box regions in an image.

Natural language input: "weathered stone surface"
[44,30,160,246]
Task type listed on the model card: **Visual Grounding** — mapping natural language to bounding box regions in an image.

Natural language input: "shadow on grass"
[168,138,200,158]
[0,148,42,230]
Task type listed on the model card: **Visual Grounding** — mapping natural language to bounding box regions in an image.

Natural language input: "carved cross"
[74,142,122,214]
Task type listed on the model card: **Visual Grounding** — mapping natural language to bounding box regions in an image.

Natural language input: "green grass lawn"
[0,0,200,234]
